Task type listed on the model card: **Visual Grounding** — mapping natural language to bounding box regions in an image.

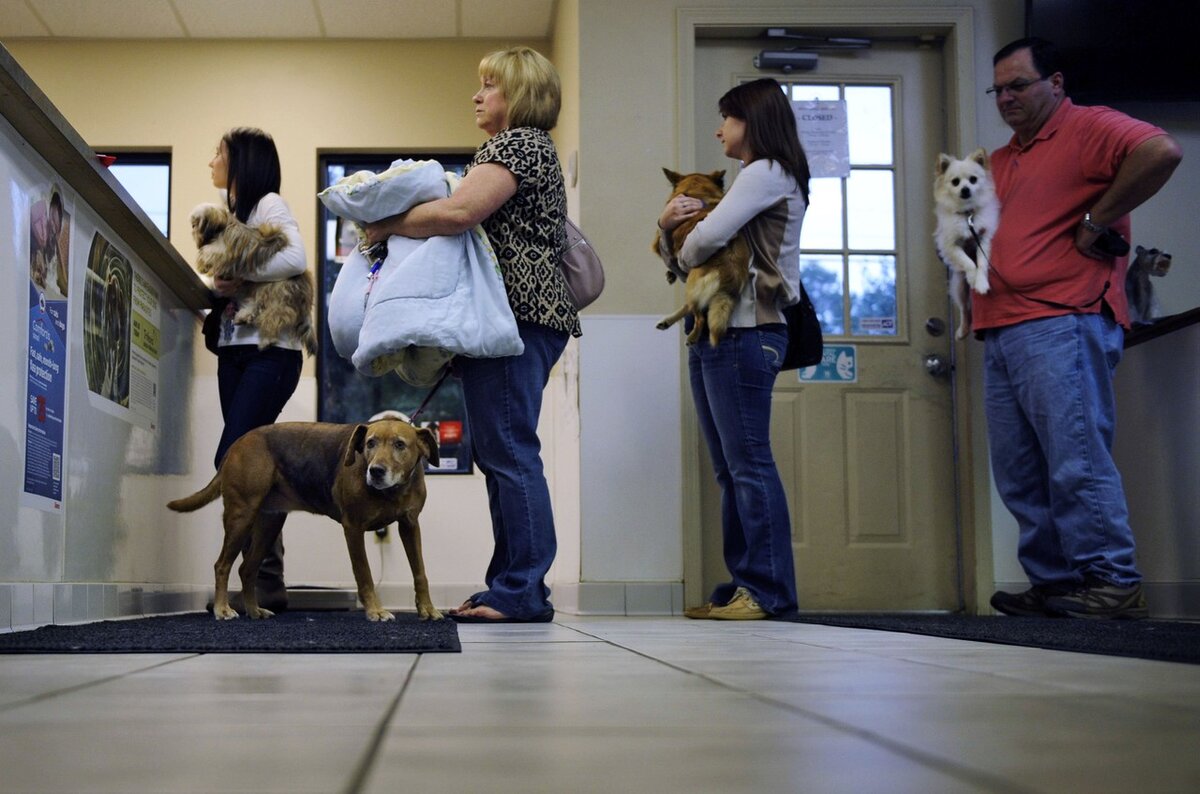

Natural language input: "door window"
[787,82,898,337]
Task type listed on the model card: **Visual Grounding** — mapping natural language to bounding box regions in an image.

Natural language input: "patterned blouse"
[469,127,581,337]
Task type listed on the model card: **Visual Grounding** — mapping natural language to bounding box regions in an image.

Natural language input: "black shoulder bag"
[780,283,824,371]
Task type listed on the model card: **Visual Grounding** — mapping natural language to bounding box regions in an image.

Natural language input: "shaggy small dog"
[653,169,750,346]
[933,149,999,339]
[190,203,316,353]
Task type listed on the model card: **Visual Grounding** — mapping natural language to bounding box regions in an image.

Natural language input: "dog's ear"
[970,148,990,170]
[415,427,440,468]
[663,168,684,185]
[935,153,952,177]
[709,170,726,190]
[345,424,369,467]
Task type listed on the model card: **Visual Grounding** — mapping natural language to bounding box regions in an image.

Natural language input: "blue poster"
[23,188,70,508]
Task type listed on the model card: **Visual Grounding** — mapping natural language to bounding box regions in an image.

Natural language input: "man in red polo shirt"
[979,38,1182,619]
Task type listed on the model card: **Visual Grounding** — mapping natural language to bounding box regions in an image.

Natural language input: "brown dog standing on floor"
[653,169,750,346]
[167,418,442,622]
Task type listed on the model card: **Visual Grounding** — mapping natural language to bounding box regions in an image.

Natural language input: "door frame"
[675,6,988,612]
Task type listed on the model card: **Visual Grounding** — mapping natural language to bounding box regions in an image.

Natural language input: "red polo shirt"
[973,99,1166,331]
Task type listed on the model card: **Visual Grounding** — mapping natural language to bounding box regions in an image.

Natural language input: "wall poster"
[23,184,71,510]
[80,231,161,431]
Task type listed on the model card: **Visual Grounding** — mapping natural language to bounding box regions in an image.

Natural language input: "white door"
[693,40,960,610]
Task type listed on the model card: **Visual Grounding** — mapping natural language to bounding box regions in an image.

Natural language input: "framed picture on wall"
[316,152,474,474]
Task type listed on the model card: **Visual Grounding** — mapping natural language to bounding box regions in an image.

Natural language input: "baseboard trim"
[0,583,209,632]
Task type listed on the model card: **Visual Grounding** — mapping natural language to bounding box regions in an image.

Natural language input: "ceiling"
[0,0,557,40]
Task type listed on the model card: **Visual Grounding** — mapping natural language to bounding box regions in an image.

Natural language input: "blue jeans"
[458,321,568,620]
[984,313,1141,588]
[215,344,302,584]
[689,324,798,615]
[216,345,303,468]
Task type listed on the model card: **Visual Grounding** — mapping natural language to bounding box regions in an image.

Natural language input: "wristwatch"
[1081,212,1106,234]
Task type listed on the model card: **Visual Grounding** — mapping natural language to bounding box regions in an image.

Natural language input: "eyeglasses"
[985,76,1049,97]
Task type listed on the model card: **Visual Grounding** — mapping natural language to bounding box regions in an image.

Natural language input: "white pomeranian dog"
[933,148,999,339]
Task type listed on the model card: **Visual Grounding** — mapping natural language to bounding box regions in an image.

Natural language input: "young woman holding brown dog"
[364,47,579,623]
[206,127,309,612]
[656,78,811,620]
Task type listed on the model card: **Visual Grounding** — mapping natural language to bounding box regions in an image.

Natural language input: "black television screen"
[1025,0,1197,103]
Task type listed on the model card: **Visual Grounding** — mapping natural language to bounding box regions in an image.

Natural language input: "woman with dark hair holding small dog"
[656,78,810,620]
[205,126,309,612]
[364,46,579,623]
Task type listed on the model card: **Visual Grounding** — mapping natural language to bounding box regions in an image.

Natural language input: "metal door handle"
[924,354,951,378]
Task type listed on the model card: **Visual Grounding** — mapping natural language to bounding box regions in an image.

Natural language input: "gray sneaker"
[1044,580,1148,620]
[989,584,1071,617]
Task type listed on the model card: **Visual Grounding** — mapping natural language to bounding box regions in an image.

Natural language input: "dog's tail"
[166,473,223,513]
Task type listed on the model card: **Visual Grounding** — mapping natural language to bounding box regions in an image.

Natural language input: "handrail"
[1125,306,1200,349]
[0,43,209,311]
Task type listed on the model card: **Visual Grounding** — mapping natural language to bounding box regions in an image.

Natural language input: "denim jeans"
[689,324,798,615]
[215,344,302,584]
[458,321,568,619]
[984,313,1141,588]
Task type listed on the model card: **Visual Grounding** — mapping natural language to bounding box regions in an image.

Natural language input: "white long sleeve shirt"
[219,192,309,350]
[660,159,806,327]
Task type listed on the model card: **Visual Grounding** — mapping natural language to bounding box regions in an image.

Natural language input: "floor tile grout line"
[0,654,204,714]
[559,624,1038,794]
[752,629,1200,711]
[339,653,421,794]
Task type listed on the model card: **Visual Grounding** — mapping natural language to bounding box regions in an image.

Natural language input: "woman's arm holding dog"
[244,193,308,282]
[362,164,517,243]
[679,161,789,268]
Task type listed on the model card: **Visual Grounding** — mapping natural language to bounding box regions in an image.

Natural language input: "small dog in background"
[653,169,750,346]
[190,203,316,353]
[933,149,999,339]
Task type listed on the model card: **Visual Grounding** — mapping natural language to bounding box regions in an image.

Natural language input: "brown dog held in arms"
[190,203,317,355]
[653,169,750,346]
[167,417,442,622]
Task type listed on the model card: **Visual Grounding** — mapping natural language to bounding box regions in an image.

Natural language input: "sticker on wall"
[798,344,857,383]
[23,184,72,510]
[83,232,132,410]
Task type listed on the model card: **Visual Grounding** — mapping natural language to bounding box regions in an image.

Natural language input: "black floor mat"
[0,610,460,654]
[782,613,1200,664]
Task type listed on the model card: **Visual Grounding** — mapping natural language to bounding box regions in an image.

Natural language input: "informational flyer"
[23,185,71,510]
[793,100,851,179]
[128,270,161,430]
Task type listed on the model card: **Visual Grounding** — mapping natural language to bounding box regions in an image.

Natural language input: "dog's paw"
[213,605,239,620]
[366,608,396,622]
[418,604,444,621]
[245,606,275,620]
[655,320,671,330]
[972,276,990,295]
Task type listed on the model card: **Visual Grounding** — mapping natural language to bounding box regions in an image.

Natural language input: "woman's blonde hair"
[479,46,561,131]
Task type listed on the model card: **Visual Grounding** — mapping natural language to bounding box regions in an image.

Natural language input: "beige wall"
[5,0,1196,614]
[3,35,573,609]
[5,37,547,378]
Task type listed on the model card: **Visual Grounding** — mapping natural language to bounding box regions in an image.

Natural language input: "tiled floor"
[1,616,1198,793]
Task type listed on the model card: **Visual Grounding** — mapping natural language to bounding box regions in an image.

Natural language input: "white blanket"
[321,160,523,385]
